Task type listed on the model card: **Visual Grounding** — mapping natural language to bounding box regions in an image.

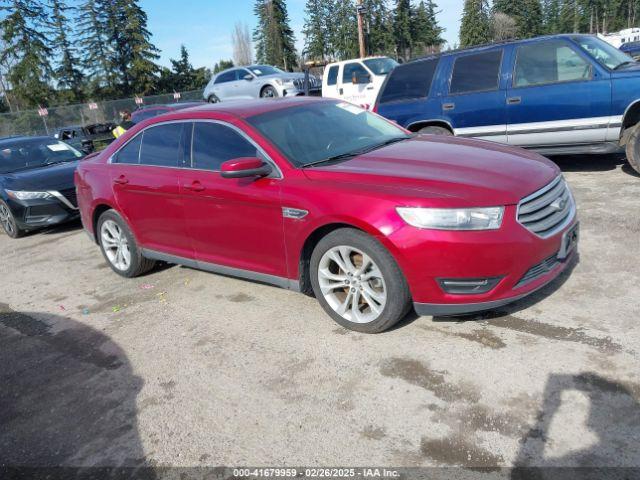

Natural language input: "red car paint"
[75,97,577,314]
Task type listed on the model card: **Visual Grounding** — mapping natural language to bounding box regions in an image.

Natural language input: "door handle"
[366,86,374,90]
[339,88,343,95]
[442,103,455,111]
[184,181,205,192]
[507,97,521,105]
[113,175,129,185]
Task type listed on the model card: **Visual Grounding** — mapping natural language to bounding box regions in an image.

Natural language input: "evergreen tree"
[303,0,327,60]
[0,0,53,108]
[411,0,444,55]
[77,0,114,95]
[253,0,297,71]
[394,0,413,60]
[328,0,359,60]
[170,45,196,91]
[494,0,543,37]
[365,0,396,56]
[213,59,234,74]
[49,0,83,101]
[459,0,491,47]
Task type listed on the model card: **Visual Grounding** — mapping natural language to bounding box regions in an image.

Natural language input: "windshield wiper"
[301,136,411,169]
[614,61,636,70]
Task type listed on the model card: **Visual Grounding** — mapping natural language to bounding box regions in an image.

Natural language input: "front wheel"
[207,94,220,103]
[310,228,412,333]
[260,86,278,98]
[624,123,640,175]
[0,200,24,238]
[97,210,155,277]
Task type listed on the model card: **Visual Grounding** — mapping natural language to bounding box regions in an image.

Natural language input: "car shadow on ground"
[549,153,639,178]
[0,304,153,475]
[510,372,640,478]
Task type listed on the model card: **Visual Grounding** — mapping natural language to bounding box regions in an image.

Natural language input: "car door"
[178,121,287,278]
[323,64,341,99]
[439,49,508,143]
[109,122,193,259]
[506,39,612,147]
[340,62,374,106]
[212,70,240,101]
[234,68,257,99]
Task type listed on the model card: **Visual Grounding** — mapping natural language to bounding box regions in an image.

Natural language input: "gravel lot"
[1,154,639,471]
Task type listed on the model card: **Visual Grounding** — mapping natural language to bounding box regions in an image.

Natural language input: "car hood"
[302,136,559,206]
[1,160,79,192]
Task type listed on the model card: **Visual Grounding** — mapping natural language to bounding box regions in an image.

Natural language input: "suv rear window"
[379,58,439,104]
[449,50,502,94]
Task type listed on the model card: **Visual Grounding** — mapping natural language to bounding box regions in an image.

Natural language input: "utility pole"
[356,0,366,58]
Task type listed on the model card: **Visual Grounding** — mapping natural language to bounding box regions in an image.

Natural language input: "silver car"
[203,65,321,102]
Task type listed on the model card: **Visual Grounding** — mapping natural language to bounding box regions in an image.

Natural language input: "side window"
[215,70,237,84]
[139,123,185,168]
[342,62,369,83]
[514,41,591,87]
[114,134,142,164]
[191,122,257,171]
[326,66,339,86]
[449,50,503,94]
[379,58,439,104]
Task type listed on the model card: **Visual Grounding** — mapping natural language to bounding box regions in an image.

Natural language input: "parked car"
[0,136,85,238]
[55,122,116,153]
[75,97,578,333]
[619,41,640,59]
[203,65,321,103]
[131,101,205,124]
[322,56,398,108]
[374,34,640,175]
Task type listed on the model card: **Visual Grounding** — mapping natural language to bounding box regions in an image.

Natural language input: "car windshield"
[363,57,398,75]
[0,138,83,174]
[248,65,284,77]
[246,101,410,167]
[572,36,635,69]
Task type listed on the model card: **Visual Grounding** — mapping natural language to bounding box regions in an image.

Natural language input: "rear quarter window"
[449,50,503,94]
[326,65,339,86]
[379,58,439,104]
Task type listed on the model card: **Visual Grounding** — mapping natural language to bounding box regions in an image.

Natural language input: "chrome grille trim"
[515,253,560,288]
[517,176,576,238]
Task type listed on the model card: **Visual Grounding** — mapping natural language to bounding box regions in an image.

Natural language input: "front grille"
[517,176,575,238]
[515,253,560,288]
[59,188,78,208]
[293,76,321,91]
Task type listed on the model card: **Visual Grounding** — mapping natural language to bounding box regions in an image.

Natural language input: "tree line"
[0,0,208,112]
[460,0,640,47]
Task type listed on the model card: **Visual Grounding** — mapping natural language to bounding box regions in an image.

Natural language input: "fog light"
[438,277,503,295]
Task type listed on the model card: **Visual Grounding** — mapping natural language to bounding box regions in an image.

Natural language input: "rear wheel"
[310,228,412,333]
[0,200,23,238]
[97,210,155,278]
[418,126,452,136]
[207,94,220,103]
[624,123,640,175]
[260,86,278,98]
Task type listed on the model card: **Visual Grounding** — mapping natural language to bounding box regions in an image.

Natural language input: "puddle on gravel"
[419,324,506,349]
[420,435,503,471]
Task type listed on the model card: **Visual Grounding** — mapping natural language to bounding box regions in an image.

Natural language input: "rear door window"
[114,134,142,164]
[449,50,503,94]
[326,65,339,86]
[514,41,591,87]
[379,58,439,104]
[190,122,257,171]
[215,70,237,84]
[139,123,186,168]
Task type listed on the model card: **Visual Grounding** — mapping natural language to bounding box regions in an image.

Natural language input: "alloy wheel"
[0,203,15,236]
[100,219,131,271]
[261,87,276,98]
[317,245,387,323]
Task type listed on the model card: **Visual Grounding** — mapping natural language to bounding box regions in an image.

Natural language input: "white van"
[322,57,398,109]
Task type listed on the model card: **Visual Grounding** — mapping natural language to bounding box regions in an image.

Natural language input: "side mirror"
[220,157,272,179]
[243,73,254,81]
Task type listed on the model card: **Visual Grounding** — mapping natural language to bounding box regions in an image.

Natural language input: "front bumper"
[388,205,579,316]
[7,191,79,230]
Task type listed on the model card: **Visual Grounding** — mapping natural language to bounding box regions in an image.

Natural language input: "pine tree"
[328,0,359,60]
[49,0,83,101]
[459,0,491,47]
[253,0,297,71]
[303,0,327,60]
[365,0,396,56]
[394,0,413,60]
[77,0,114,96]
[411,0,444,55]
[213,59,234,74]
[170,45,196,91]
[494,0,543,37]
[0,0,53,108]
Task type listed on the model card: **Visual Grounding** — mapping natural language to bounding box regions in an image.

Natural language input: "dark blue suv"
[374,34,640,174]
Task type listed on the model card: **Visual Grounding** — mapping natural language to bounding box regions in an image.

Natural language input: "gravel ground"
[0,154,639,472]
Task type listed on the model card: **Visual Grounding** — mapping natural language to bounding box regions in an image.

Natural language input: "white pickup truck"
[322,56,397,109]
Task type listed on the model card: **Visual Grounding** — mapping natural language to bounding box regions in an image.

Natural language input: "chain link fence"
[0,89,204,138]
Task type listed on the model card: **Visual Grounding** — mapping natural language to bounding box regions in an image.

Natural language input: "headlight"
[6,190,52,200]
[396,206,504,230]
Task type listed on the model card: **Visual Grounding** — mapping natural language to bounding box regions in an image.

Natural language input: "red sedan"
[75,97,578,333]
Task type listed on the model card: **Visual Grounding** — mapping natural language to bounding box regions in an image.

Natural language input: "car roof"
[0,135,52,146]
[409,34,592,63]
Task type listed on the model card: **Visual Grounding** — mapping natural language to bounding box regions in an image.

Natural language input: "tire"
[260,85,278,98]
[625,123,640,175]
[418,126,452,136]
[310,228,412,333]
[207,94,219,104]
[97,210,155,278]
[0,200,24,239]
